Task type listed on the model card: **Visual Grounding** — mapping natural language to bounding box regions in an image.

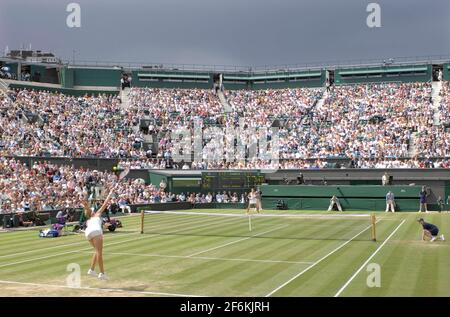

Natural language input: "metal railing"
[56,53,450,73]
[2,52,449,74]
[0,77,9,92]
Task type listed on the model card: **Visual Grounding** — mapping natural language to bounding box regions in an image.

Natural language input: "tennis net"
[139,210,377,242]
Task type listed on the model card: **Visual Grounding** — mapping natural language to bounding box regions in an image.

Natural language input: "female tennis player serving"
[83,168,129,280]
[83,184,116,280]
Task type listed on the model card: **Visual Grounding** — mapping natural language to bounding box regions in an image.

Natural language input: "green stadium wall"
[223,70,326,90]
[335,64,432,85]
[148,172,169,190]
[3,62,18,75]
[261,185,424,211]
[441,185,450,212]
[8,82,118,96]
[30,65,59,84]
[132,70,214,89]
[59,67,74,88]
[444,63,450,81]
[71,67,121,87]
[4,60,449,91]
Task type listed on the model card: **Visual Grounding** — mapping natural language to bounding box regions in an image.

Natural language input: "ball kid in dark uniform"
[418,218,445,242]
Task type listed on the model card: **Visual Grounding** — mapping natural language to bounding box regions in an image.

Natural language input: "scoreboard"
[201,172,265,192]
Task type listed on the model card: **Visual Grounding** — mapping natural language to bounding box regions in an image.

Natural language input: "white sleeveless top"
[85,216,102,237]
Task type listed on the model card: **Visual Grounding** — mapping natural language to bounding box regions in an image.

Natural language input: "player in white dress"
[247,188,259,214]
[83,185,116,280]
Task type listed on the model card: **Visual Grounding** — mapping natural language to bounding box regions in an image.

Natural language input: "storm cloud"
[0,0,449,67]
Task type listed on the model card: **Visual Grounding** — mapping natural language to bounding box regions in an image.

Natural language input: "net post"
[140,209,144,234]
[371,213,376,242]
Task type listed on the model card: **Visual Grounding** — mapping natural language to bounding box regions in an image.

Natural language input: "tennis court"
[0,210,449,297]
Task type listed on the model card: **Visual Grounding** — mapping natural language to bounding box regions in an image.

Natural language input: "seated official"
[328,195,343,212]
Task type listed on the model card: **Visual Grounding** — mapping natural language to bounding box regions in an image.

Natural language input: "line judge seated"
[328,195,343,212]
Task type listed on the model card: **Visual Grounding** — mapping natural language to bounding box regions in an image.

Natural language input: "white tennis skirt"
[85,230,103,241]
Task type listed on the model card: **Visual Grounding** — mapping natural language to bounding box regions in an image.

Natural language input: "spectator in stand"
[56,210,67,224]
[216,192,223,203]
[118,196,132,214]
[159,179,167,191]
[1,83,449,170]
[0,158,167,213]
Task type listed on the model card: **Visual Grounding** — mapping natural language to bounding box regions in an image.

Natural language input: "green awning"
[137,73,210,79]
[339,67,427,75]
[224,72,322,81]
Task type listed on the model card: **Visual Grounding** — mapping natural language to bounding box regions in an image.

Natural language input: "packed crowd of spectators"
[117,157,450,170]
[0,67,15,80]
[412,81,448,158]
[179,191,246,204]
[226,88,323,160]
[117,83,448,169]
[351,157,450,169]
[0,157,252,214]
[0,158,165,214]
[414,81,450,158]
[0,89,145,158]
[128,87,224,161]
[226,88,323,128]
[301,82,433,159]
[129,87,222,122]
[1,83,449,169]
[439,81,450,125]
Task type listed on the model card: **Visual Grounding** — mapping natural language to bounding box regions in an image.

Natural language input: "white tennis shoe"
[98,272,108,280]
[87,269,97,277]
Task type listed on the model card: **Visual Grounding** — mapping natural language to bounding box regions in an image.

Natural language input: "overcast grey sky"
[0,0,449,67]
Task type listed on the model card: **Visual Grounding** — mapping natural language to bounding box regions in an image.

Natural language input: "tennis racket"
[118,167,130,181]
[112,167,130,190]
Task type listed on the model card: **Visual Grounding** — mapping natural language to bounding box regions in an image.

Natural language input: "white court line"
[186,225,289,257]
[265,220,381,297]
[0,213,241,261]
[147,210,372,219]
[334,219,406,297]
[0,234,150,269]
[81,251,314,265]
[0,213,390,264]
[0,279,205,297]
[0,240,102,260]
[0,213,141,234]
[0,215,243,269]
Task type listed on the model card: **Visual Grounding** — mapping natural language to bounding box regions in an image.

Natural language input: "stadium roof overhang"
[137,73,210,79]
[223,72,322,81]
[0,57,63,68]
[339,67,428,75]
